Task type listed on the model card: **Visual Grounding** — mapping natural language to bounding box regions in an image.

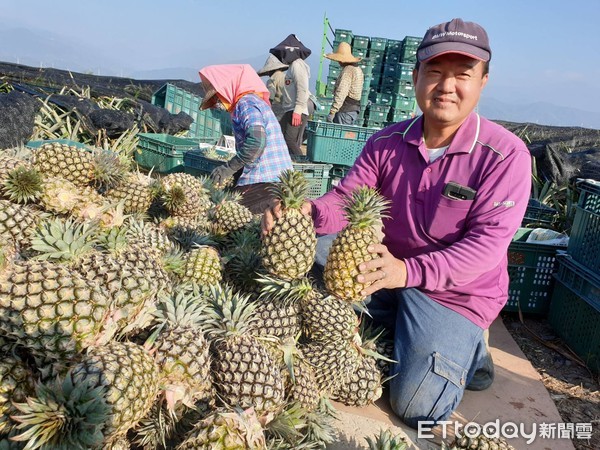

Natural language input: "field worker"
[268,34,314,157]
[325,42,365,125]
[199,64,293,214]
[263,19,531,428]
[257,54,289,121]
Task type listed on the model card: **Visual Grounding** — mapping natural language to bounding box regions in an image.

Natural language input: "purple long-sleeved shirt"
[311,113,531,329]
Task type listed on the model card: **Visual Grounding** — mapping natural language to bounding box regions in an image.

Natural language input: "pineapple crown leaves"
[10,372,109,450]
[90,149,128,190]
[268,169,310,210]
[204,283,259,337]
[161,185,187,210]
[364,428,407,450]
[298,397,339,446]
[170,228,217,252]
[341,185,391,229]
[30,217,99,262]
[152,287,210,330]
[256,275,314,304]
[263,401,307,446]
[95,225,129,254]
[1,166,43,204]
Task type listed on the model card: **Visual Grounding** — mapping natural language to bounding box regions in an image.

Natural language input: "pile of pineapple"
[0,141,397,449]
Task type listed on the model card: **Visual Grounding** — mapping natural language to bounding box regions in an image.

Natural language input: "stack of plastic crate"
[547,180,600,373]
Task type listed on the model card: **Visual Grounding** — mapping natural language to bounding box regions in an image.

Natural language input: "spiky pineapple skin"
[177,407,266,450]
[0,260,115,360]
[447,434,516,450]
[0,200,42,249]
[261,209,316,280]
[32,142,94,187]
[300,292,359,342]
[324,225,379,302]
[105,172,154,214]
[332,354,383,407]
[72,341,160,441]
[154,326,214,406]
[211,334,285,417]
[248,297,301,340]
[0,355,35,435]
[179,246,222,287]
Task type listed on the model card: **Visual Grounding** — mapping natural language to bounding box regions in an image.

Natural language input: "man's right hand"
[262,200,312,236]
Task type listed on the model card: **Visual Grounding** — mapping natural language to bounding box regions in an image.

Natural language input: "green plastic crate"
[386,39,403,54]
[306,121,380,166]
[334,29,353,44]
[549,254,600,373]
[352,35,370,50]
[503,228,567,314]
[183,145,234,177]
[567,180,600,272]
[369,37,388,51]
[385,53,400,65]
[152,83,233,139]
[327,164,351,191]
[291,162,332,198]
[134,133,211,174]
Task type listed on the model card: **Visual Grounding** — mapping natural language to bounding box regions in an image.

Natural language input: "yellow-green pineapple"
[161,172,211,220]
[365,429,407,450]
[105,171,158,214]
[31,142,95,187]
[0,199,43,249]
[149,288,214,411]
[204,285,285,419]
[0,354,36,436]
[177,407,266,450]
[443,432,516,450]
[209,190,253,236]
[324,186,390,302]
[70,341,160,446]
[261,169,316,280]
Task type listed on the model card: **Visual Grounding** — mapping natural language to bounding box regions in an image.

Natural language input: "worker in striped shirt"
[325,42,365,125]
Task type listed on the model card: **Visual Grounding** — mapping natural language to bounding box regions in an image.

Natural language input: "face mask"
[214,100,228,111]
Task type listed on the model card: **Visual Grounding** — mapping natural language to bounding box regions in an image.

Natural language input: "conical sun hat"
[257,54,289,77]
[325,42,361,63]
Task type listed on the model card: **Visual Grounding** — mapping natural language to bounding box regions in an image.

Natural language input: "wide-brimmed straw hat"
[257,54,289,77]
[325,42,361,64]
[200,83,218,110]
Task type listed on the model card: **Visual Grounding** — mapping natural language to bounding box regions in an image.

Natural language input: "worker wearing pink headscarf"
[199,64,292,213]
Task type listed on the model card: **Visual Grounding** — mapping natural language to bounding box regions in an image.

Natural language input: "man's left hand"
[326,113,335,123]
[356,243,408,296]
[292,112,302,126]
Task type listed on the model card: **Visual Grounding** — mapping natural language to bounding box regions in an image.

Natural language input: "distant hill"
[479,97,600,131]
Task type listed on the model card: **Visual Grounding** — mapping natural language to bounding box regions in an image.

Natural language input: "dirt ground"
[501,313,600,450]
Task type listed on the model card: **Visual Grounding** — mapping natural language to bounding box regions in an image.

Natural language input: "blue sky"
[1,0,600,115]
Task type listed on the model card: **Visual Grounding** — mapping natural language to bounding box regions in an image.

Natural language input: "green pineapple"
[443,433,516,450]
[261,169,316,280]
[1,166,43,204]
[204,284,285,419]
[365,429,407,450]
[0,200,43,249]
[161,172,211,219]
[11,372,109,449]
[70,341,160,445]
[176,407,266,450]
[0,354,36,436]
[31,142,95,187]
[324,186,390,302]
[149,288,214,411]
[30,218,159,336]
[209,190,254,237]
[0,258,116,360]
[105,171,158,214]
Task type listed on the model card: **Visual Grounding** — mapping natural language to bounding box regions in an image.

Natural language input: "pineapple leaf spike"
[11,372,109,450]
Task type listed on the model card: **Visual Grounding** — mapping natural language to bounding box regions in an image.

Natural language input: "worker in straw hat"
[257,54,289,121]
[325,41,365,125]
[199,64,293,214]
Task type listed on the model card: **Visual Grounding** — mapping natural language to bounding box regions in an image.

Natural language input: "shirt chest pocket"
[427,196,474,244]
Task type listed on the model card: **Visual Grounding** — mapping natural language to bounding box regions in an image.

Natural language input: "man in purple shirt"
[264,18,531,428]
